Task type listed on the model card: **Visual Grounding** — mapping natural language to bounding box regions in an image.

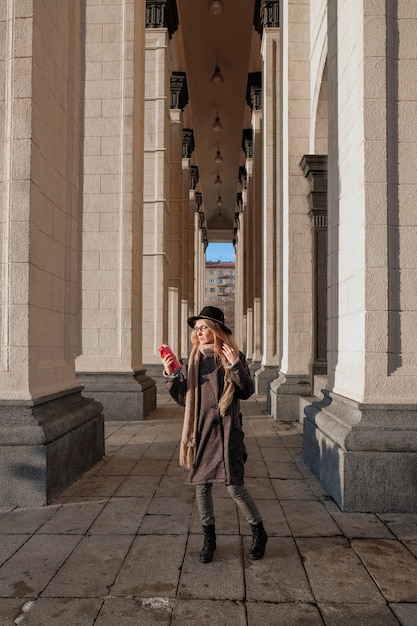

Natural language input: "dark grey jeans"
[195,483,262,527]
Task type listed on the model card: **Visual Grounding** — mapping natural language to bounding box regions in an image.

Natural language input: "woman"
[160,306,267,563]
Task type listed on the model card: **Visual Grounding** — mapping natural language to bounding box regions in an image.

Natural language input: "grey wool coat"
[165,351,254,486]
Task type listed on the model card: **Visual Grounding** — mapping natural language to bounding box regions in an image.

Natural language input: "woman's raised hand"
[222,343,237,365]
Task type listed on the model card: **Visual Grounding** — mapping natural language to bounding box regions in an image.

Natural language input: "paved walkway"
[1,396,417,625]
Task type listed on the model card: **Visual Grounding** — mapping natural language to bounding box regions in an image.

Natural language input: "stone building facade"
[205,261,235,333]
[1,1,416,512]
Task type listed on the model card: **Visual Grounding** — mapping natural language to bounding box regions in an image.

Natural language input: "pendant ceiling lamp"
[212,114,222,132]
[214,148,223,163]
[211,64,224,84]
[208,1,224,15]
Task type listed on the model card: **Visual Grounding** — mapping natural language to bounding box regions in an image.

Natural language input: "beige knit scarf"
[179,344,235,469]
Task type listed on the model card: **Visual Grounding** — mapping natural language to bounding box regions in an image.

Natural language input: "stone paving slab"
[352,539,417,602]
[390,603,417,626]
[37,499,107,535]
[111,535,186,598]
[318,602,400,625]
[244,537,313,603]
[42,535,134,598]
[179,535,244,601]
[0,534,81,597]
[280,499,341,536]
[96,597,174,625]
[11,597,103,625]
[297,537,386,604]
[172,599,246,625]
[0,397,416,624]
[246,601,324,626]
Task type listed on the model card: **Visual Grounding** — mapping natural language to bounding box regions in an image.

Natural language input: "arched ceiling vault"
[170,0,262,244]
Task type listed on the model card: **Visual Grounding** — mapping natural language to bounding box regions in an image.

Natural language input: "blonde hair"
[191,319,239,376]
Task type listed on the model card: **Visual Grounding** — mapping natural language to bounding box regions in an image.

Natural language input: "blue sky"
[206,242,235,262]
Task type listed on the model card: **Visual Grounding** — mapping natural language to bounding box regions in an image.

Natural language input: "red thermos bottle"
[158,344,181,371]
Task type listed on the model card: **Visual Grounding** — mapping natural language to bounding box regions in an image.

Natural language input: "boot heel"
[249,522,268,560]
[200,525,216,563]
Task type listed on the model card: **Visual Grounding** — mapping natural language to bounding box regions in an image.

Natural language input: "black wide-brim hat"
[187,306,232,334]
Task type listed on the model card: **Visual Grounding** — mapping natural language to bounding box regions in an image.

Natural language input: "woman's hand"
[222,343,238,366]
[161,354,175,375]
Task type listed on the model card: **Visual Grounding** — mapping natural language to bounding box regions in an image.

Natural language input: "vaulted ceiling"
[170,0,262,244]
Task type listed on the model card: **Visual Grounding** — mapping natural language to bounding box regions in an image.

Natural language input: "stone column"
[249,101,263,371]
[0,1,103,506]
[191,185,206,314]
[181,130,195,357]
[141,26,171,388]
[76,0,155,420]
[254,21,281,397]
[303,1,417,512]
[167,74,188,358]
[234,209,245,350]
[269,0,312,420]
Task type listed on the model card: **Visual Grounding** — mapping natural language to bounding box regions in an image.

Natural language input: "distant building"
[205,261,235,333]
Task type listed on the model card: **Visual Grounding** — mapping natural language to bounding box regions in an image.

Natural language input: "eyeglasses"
[194,324,210,333]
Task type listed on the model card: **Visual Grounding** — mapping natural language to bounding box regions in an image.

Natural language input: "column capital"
[190,165,199,190]
[182,128,195,158]
[236,192,243,213]
[263,1,280,28]
[300,154,328,187]
[254,0,280,36]
[242,129,253,159]
[170,71,189,110]
[145,0,179,38]
[300,154,328,226]
[239,166,247,190]
[246,72,262,111]
[194,191,202,211]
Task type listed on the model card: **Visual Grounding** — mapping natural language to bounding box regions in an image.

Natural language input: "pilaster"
[300,154,328,383]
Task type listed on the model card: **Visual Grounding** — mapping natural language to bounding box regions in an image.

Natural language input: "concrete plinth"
[77,371,156,420]
[254,365,278,397]
[303,391,417,513]
[145,364,170,396]
[269,373,311,421]
[248,360,261,377]
[0,389,104,508]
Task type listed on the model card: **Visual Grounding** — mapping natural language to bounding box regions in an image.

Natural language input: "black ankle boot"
[200,525,216,563]
[249,521,268,560]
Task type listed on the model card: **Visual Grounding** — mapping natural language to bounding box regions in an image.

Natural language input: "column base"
[269,372,311,421]
[303,391,417,512]
[77,371,156,420]
[145,363,170,396]
[248,360,261,376]
[0,388,104,508]
[254,364,278,397]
